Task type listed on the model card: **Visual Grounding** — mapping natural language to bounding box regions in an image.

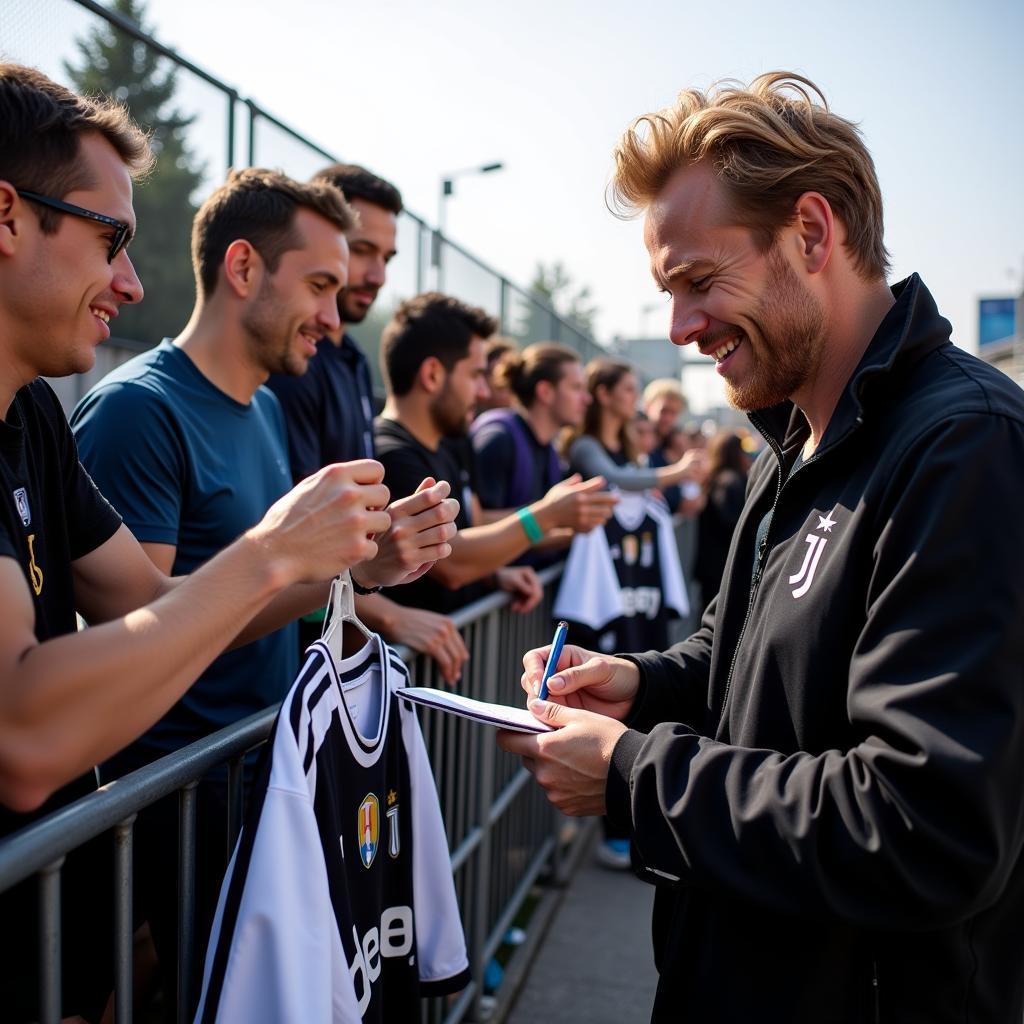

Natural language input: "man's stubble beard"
[430,382,470,439]
[242,278,308,378]
[725,246,826,413]
[338,288,372,326]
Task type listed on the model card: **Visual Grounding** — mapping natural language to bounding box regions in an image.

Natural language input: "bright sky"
[11,0,1024,410]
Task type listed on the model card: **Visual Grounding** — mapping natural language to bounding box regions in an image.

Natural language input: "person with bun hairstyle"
[471,343,617,558]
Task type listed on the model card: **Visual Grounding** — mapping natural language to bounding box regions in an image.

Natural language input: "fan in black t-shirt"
[0,380,123,1020]
[374,416,489,614]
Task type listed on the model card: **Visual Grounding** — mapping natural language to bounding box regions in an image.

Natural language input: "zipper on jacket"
[716,430,784,723]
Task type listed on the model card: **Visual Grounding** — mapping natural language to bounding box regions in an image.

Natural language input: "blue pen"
[537,620,569,701]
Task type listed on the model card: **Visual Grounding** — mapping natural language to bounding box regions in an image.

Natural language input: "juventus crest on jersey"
[195,634,470,1022]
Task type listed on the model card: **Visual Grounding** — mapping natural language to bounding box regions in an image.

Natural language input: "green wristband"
[516,507,543,544]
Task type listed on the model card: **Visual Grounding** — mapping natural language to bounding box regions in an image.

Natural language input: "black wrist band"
[350,573,382,595]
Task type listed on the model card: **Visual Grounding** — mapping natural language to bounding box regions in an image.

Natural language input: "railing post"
[177,781,198,1023]
[226,91,236,170]
[246,99,257,167]
[114,815,136,1023]
[470,610,499,1021]
[415,220,426,295]
[499,277,509,333]
[38,856,64,1024]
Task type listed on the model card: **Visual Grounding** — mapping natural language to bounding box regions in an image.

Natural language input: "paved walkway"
[506,849,659,1024]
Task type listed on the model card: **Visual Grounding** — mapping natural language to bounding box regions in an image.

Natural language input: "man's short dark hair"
[191,167,356,298]
[312,163,403,215]
[381,292,497,397]
[0,62,153,233]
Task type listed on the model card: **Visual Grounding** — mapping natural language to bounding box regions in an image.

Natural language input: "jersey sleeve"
[71,382,187,547]
[195,738,353,1022]
[265,370,324,484]
[401,703,470,994]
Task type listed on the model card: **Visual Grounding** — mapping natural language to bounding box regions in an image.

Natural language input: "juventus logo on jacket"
[789,508,838,599]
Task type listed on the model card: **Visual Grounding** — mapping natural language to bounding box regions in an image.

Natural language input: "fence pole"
[470,610,499,1021]
[38,856,64,1024]
[226,91,236,170]
[177,782,198,1023]
[114,815,136,1023]
[246,100,257,167]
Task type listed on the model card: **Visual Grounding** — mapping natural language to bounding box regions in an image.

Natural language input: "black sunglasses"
[17,189,132,264]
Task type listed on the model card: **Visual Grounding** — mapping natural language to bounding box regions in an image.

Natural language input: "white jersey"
[194,635,469,1023]
[554,490,689,636]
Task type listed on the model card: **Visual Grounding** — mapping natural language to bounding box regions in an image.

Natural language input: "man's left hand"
[356,478,459,588]
[497,700,627,816]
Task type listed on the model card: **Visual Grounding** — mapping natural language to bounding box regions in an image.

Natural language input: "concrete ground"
[506,851,658,1024]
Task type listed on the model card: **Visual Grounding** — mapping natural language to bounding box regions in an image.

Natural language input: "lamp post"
[434,161,504,289]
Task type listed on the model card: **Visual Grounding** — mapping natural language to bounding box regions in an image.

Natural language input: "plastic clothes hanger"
[319,569,373,663]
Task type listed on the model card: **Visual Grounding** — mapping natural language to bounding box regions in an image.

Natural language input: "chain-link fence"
[1,0,607,415]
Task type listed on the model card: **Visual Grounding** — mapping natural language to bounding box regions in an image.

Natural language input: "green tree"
[65,0,206,347]
[528,261,598,336]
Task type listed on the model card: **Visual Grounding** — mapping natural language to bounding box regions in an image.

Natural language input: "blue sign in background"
[979,298,1017,348]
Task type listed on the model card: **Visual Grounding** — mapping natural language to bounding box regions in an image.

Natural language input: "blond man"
[501,73,1024,1022]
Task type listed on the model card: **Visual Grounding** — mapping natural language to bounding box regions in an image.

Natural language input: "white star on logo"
[817,511,837,533]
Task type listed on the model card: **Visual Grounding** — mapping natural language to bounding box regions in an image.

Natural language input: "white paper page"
[399,687,553,734]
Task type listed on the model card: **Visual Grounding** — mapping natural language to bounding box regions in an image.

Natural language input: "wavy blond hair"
[610,71,888,280]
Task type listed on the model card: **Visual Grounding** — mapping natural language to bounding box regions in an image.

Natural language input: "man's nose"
[113,250,144,305]
[668,298,709,348]
[319,294,341,333]
[364,256,386,288]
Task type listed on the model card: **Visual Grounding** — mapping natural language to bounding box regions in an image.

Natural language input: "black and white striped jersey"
[554,491,690,652]
[195,634,470,1022]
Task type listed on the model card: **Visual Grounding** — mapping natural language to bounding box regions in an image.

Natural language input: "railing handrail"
[0,562,564,893]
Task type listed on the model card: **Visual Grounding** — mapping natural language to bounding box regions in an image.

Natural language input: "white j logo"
[789,534,827,599]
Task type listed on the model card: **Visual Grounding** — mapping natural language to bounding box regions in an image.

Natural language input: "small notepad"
[399,687,553,734]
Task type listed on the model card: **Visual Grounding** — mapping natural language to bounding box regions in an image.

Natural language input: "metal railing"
[0,566,583,1024]
[1,0,607,419]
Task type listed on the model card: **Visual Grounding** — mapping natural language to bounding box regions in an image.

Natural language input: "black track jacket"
[606,276,1024,1023]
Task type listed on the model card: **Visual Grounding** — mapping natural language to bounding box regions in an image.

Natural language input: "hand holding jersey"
[250,459,390,585]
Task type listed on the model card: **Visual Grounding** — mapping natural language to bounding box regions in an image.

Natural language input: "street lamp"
[434,161,504,288]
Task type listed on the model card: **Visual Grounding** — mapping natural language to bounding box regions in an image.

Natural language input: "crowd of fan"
[0,61,752,1021]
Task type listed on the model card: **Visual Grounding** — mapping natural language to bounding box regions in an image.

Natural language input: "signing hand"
[497,700,626,816]
[521,643,639,722]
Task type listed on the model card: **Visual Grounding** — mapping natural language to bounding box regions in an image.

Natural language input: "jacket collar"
[749,274,952,454]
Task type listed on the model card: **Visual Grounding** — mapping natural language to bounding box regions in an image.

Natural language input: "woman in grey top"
[566,359,705,490]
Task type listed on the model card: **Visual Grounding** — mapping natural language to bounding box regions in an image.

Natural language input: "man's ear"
[418,355,445,395]
[221,239,263,299]
[791,191,834,275]
[0,182,24,259]
[534,378,555,406]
